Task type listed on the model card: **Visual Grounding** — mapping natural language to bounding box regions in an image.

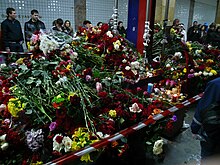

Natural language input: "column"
[74,0,86,31]
[215,0,220,24]
[155,0,176,26]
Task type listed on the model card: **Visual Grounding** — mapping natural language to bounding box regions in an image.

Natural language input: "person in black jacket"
[191,77,220,163]
[24,9,46,50]
[1,7,24,52]
[117,21,126,37]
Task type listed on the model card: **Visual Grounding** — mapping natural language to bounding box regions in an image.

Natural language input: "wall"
[86,0,128,28]
[174,0,217,29]
[193,0,217,26]
[0,0,75,31]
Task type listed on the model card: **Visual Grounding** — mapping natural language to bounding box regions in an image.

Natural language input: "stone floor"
[154,103,201,165]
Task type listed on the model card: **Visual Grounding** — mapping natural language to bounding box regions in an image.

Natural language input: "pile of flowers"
[0,25,174,164]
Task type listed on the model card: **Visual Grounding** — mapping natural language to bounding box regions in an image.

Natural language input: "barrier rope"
[0,51,32,55]
[46,92,204,165]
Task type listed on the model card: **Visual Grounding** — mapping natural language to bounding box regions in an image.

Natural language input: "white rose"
[208,72,213,76]
[166,64,171,67]
[203,71,208,76]
[62,136,73,152]
[129,103,142,113]
[122,59,127,63]
[125,66,131,70]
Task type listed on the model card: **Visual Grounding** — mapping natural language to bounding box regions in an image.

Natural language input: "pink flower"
[165,79,170,86]
[170,80,176,87]
[96,82,102,92]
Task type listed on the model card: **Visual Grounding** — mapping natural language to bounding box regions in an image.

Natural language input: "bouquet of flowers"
[0,25,173,164]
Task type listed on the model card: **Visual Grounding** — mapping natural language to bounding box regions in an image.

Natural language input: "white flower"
[1,142,9,151]
[208,72,213,76]
[0,63,7,68]
[166,63,171,67]
[53,134,63,152]
[129,103,142,113]
[62,136,73,152]
[153,139,164,155]
[125,66,131,70]
[171,68,174,71]
[203,71,208,76]
[174,52,182,58]
[122,59,127,63]
[106,31,113,38]
[0,134,7,141]
[194,72,199,77]
[0,104,6,112]
[131,61,140,69]
[198,71,202,75]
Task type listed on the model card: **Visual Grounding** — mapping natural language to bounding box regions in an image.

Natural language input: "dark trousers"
[8,43,24,52]
[200,139,220,164]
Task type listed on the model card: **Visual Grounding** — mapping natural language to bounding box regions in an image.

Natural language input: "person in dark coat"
[1,7,24,52]
[117,21,126,37]
[24,9,46,50]
[191,77,220,163]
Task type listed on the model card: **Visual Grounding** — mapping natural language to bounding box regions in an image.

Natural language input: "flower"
[7,98,26,117]
[62,136,73,152]
[25,129,44,152]
[49,122,57,131]
[109,109,117,118]
[153,139,164,155]
[129,103,142,113]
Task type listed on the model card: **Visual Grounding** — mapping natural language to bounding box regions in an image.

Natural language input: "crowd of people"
[0,7,127,52]
[170,18,220,48]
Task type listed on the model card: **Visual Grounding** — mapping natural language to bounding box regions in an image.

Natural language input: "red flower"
[98,91,108,98]
[55,135,63,143]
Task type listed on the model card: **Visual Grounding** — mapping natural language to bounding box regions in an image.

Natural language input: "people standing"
[191,77,220,164]
[52,18,64,32]
[1,7,24,52]
[63,20,73,36]
[117,21,126,37]
[187,21,201,42]
[24,9,46,50]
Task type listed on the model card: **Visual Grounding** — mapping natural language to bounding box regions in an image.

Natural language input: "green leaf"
[26,77,36,84]
[19,64,28,71]
[120,137,127,143]
[25,109,32,114]
[32,70,42,76]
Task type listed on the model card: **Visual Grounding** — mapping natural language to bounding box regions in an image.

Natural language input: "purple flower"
[188,74,194,79]
[49,122,57,132]
[171,115,177,122]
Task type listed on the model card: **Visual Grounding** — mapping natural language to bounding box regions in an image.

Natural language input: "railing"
[46,93,203,165]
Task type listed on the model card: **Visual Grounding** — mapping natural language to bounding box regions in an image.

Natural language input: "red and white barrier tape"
[0,51,32,55]
[46,92,204,165]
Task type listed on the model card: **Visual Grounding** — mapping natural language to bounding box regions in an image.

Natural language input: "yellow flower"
[206,59,214,63]
[16,58,24,64]
[205,67,212,72]
[80,154,93,162]
[197,49,202,54]
[186,42,191,48]
[7,98,26,117]
[188,47,192,52]
[31,161,43,165]
[66,64,71,71]
[183,68,187,73]
[109,109,117,118]
[210,69,217,75]
[68,92,76,100]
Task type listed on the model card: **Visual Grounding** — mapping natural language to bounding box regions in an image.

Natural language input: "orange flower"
[153,108,161,115]
[111,141,118,148]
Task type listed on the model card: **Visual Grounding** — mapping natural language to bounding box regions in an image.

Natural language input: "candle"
[172,94,178,102]
[147,83,154,94]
